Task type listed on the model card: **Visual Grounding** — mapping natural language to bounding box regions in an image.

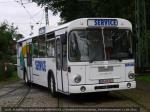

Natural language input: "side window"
[61,34,67,71]
[47,40,55,57]
[47,33,55,39]
[32,35,46,57]
[27,43,32,66]
[56,39,61,70]
[69,32,81,61]
[32,38,39,57]
[39,37,46,57]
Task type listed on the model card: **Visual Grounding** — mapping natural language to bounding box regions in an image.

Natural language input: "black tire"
[48,75,57,97]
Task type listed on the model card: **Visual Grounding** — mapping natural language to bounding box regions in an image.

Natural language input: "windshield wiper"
[112,57,122,62]
[89,55,99,63]
[110,52,131,61]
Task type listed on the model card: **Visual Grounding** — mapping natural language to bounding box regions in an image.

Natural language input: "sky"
[0,0,60,37]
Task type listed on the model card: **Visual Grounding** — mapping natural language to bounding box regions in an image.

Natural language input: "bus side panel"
[32,58,39,85]
[46,58,57,88]
[32,58,45,86]
[17,58,23,79]
[32,58,56,88]
[17,41,27,80]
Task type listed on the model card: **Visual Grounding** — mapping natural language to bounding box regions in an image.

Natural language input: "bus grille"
[95,85,119,90]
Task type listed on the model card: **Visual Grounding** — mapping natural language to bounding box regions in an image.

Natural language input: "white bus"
[17,18,136,96]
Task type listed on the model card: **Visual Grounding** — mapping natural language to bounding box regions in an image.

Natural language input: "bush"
[11,55,17,64]
[0,22,18,81]
[0,62,16,80]
[0,63,4,80]
[6,65,16,78]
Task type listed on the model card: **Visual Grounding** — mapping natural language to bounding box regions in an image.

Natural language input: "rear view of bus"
[68,18,136,93]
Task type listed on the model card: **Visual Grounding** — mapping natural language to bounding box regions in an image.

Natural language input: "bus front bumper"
[69,81,136,94]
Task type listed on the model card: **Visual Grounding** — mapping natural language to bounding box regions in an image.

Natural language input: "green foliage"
[146,30,150,65]
[0,63,17,81]
[33,0,150,30]
[9,71,19,81]
[5,65,16,78]
[11,55,17,64]
[136,75,150,83]
[146,0,150,30]
[0,63,4,80]
[33,0,135,23]
[0,71,19,82]
[0,24,12,55]
[33,0,150,70]
[0,22,18,80]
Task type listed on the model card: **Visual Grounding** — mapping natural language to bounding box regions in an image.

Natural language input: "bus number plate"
[99,79,113,84]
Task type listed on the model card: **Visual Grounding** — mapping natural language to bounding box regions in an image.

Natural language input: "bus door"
[56,35,68,93]
[26,43,33,82]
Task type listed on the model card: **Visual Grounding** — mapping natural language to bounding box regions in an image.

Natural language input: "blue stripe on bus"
[125,63,134,67]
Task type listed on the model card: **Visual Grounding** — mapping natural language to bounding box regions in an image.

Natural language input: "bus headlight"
[128,72,135,79]
[74,75,81,83]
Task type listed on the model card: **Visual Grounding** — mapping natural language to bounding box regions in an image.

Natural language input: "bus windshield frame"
[68,28,133,62]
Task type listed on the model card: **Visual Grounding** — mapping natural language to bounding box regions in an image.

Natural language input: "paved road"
[0,80,148,112]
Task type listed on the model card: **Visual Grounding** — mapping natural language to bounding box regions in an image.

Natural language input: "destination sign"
[88,19,118,27]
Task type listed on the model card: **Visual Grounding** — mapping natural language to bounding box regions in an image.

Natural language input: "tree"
[33,0,150,29]
[33,0,150,70]
[146,0,150,30]
[0,22,20,80]
[33,0,135,24]
[0,22,13,56]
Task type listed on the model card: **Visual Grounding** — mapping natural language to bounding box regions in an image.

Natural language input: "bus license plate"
[99,79,113,84]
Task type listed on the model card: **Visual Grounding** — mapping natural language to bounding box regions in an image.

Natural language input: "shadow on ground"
[30,83,127,105]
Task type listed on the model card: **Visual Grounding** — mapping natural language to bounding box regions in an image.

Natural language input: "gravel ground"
[0,80,149,112]
[119,80,150,112]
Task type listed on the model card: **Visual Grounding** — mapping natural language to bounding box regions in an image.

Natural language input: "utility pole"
[135,0,147,72]
[45,7,49,26]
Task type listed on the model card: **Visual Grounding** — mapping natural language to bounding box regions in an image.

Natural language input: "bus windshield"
[104,29,133,61]
[69,29,132,62]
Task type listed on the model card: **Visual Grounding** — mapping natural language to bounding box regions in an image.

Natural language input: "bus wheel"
[49,75,56,97]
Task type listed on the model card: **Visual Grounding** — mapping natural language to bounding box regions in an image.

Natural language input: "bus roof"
[17,18,132,42]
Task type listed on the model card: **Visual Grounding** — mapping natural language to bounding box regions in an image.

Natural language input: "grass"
[136,74,150,83]
[0,71,20,84]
